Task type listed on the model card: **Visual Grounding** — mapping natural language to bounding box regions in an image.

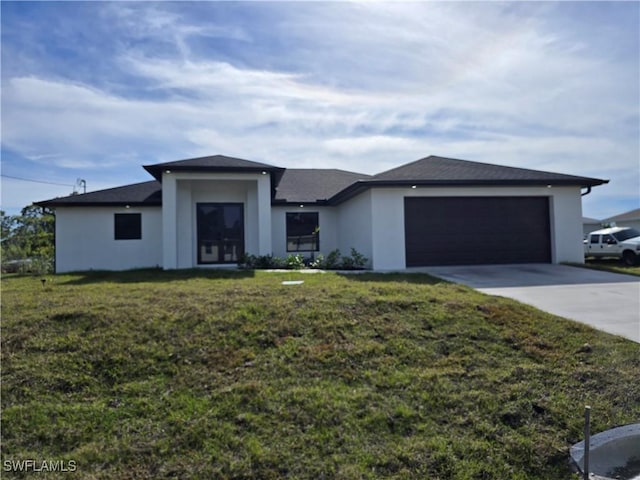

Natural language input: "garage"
[404,196,551,266]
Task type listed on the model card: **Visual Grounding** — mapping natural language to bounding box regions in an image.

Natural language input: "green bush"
[309,254,325,269]
[285,254,305,269]
[238,248,368,270]
[238,254,284,269]
[1,206,54,275]
[347,247,368,269]
[324,249,342,269]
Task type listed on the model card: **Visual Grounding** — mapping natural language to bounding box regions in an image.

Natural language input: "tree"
[1,205,55,273]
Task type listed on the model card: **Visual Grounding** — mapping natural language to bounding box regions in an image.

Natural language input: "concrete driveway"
[419,264,640,343]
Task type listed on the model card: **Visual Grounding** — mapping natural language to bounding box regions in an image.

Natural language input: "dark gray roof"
[36,154,609,207]
[329,155,608,203]
[604,208,640,222]
[36,181,161,207]
[373,156,607,185]
[143,154,282,180]
[274,169,370,204]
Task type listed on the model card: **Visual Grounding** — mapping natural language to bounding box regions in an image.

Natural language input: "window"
[114,213,141,240]
[589,235,600,244]
[197,203,244,264]
[613,228,640,241]
[286,212,319,252]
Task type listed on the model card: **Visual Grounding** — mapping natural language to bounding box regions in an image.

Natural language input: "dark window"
[590,235,600,244]
[286,212,319,252]
[114,213,142,240]
[197,203,244,264]
[612,228,640,241]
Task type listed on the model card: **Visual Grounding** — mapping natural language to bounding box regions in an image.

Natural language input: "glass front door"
[197,203,244,264]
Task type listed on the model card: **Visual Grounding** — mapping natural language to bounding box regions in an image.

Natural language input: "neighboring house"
[36,155,608,273]
[583,216,602,239]
[602,208,640,231]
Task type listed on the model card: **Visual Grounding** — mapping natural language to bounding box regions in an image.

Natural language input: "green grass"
[2,269,639,479]
[578,258,640,277]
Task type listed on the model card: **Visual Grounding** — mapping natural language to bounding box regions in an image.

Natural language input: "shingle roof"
[36,154,609,207]
[327,155,608,203]
[143,154,282,180]
[372,156,607,185]
[36,181,161,207]
[604,208,640,222]
[274,169,370,204]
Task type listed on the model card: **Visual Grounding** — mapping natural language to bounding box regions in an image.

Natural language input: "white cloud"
[1,2,637,217]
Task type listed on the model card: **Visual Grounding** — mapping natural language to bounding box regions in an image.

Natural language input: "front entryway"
[196,203,244,264]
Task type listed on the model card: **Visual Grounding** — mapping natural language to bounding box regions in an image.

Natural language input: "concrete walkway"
[417,264,640,343]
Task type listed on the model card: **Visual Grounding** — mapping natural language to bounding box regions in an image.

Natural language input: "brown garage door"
[404,197,551,266]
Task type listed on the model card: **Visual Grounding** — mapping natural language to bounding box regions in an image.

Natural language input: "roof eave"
[143,165,286,182]
[271,199,331,206]
[329,178,609,204]
[35,200,162,208]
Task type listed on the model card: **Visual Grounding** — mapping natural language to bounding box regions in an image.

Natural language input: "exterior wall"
[583,220,602,239]
[369,189,405,270]
[271,206,338,260]
[162,171,272,269]
[367,185,585,270]
[336,190,373,267]
[52,180,586,273]
[614,219,640,231]
[548,187,585,263]
[53,206,162,273]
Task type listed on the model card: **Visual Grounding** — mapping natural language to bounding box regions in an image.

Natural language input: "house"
[582,216,602,239]
[602,208,640,231]
[36,154,608,273]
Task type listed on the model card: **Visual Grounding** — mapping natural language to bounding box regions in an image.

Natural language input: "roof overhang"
[143,164,286,182]
[329,178,610,205]
[36,200,162,208]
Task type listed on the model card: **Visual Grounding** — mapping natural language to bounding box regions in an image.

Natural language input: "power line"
[0,174,74,187]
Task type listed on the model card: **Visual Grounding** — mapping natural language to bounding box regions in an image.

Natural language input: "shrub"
[285,254,305,270]
[238,254,285,269]
[237,253,256,269]
[347,248,368,269]
[324,249,342,269]
[238,248,368,270]
[309,254,325,269]
[339,248,368,270]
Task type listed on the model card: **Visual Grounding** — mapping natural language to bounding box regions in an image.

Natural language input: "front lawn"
[2,269,638,479]
[579,258,640,277]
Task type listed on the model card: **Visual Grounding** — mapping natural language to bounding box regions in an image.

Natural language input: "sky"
[1,1,639,219]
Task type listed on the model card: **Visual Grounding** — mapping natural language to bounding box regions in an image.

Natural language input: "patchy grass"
[2,269,639,479]
[575,258,640,277]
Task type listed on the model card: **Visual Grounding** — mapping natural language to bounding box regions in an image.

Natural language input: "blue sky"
[2,1,638,218]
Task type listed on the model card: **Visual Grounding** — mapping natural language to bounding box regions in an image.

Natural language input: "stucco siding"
[52,182,586,273]
[370,189,406,270]
[615,219,640,231]
[548,187,584,263]
[163,172,272,269]
[367,185,584,269]
[336,190,373,267]
[54,206,162,273]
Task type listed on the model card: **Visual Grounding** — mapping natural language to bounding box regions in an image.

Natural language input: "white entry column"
[161,172,177,269]
[257,173,272,255]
